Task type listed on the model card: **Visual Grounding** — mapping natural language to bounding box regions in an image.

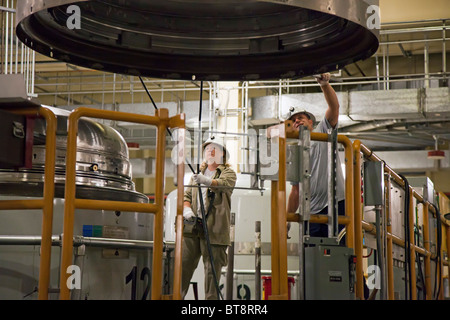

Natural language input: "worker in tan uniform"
[181,136,237,300]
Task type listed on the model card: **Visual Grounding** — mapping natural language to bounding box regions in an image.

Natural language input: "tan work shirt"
[183,164,237,246]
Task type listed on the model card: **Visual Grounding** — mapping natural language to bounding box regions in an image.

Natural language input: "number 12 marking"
[125,266,151,300]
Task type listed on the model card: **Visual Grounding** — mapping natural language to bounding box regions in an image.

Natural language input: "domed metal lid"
[15,0,379,81]
[0,106,147,203]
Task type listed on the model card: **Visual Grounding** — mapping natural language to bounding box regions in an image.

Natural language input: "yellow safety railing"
[59,107,185,300]
[269,121,354,299]
[0,106,57,300]
[353,140,450,300]
[269,124,450,300]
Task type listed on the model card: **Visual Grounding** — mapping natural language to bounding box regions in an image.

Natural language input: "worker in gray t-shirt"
[286,73,345,240]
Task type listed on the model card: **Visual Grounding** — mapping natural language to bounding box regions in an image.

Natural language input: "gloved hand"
[315,73,331,86]
[183,206,195,222]
[193,173,213,186]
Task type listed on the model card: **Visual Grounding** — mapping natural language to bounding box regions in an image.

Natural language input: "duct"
[15,0,379,81]
[340,120,400,132]
[374,150,450,172]
[250,87,449,126]
[424,87,450,117]
[348,89,423,121]
[249,91,349,126]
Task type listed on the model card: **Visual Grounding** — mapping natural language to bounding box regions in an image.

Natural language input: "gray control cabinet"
[305,243,356,300]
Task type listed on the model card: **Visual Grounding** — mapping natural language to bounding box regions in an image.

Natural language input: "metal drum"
[0,106,157,300]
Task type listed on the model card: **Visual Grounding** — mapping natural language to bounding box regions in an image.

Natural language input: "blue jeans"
[307,200,345,243]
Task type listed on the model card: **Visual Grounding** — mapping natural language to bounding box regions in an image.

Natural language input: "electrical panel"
[305,243,356,300]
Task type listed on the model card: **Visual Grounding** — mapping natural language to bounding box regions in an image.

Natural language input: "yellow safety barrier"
[268,125,449,300]
[269,121,354,299]
[353,140,450,300]
[0,106,57,300]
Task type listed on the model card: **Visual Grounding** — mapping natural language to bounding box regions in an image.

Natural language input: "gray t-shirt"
[294,116,345,214]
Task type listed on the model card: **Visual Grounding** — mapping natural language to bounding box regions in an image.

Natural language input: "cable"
[196,81,224,300]
[139,76,196,174]
[430,203,442,300]
[398,173,412,300]
[415,206,426,300]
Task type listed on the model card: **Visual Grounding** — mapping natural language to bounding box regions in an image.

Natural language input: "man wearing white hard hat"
[181,135,237,299]
[286,73,346,242]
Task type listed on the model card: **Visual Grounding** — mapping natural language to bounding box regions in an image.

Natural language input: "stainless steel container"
[0,106,158,300]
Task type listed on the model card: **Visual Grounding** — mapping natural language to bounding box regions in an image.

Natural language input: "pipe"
[4,0,9,75]
[0,235,59,245]
[361,221,431,257]
[151,108,168,300]
[37,107,57,300]
[443,21,447,81]
[424,39,430,88]
[385,173,395,300]
[0,234,178,250]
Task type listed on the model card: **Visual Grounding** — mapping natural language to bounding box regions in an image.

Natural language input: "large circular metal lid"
[16,0,379,81]
[0,106,147,203]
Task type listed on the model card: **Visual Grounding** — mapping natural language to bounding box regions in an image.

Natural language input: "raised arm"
[317,73,340,128]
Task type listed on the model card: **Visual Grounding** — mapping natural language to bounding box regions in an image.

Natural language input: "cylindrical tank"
[0,106,155,300]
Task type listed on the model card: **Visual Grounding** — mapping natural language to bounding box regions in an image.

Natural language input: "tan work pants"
[181,235,227,300]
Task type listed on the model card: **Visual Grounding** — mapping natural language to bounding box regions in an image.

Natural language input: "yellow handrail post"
[58,107,185,300]
[59,108,81,300]
[172,126,186,300]
[270,180,280,298]
[1,106,58,300]
[37,107,57,300]
[267,121,288,300]
[277,122,288,299]
[151,108,168,300]
[352,140,364,300]
[338,135,354,250]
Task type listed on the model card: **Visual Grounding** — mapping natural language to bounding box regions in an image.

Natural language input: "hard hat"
[283,106,316,124]
[202,135,229,159]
